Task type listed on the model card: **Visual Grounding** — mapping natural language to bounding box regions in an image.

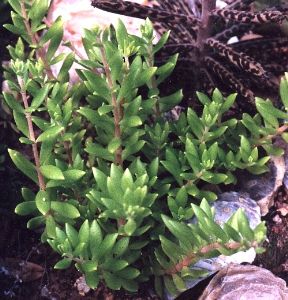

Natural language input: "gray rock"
[199,264,288,300]
[213,192,261,229]
[238,155,285,216]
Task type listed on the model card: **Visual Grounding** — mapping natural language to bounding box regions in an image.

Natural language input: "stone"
[199,264,288,300]
[238,155,285,216]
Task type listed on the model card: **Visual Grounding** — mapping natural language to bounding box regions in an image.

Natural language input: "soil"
[254,187,288,283]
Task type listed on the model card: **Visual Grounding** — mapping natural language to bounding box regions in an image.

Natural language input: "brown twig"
[20,0,56,80]
[147,44,160,118]
[254,124,288,147]
[197,0,216,54]
[17,76,46,191]
[98,38,123,166]
[165,240,244,275]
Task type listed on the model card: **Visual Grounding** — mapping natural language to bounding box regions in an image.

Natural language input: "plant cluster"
[2,0,288,297]
[91,0,288,111]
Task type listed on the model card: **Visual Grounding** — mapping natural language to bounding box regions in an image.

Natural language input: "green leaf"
[29,0,49,25]
[83,70,110,100]
[280,75,288,110]
[153,31,170,54]
[108,137,121,154]
[113,237,129,257]
[172,274,186,292]
[63,169,86,182]
[22,188,36,202]
[15,201,37,216]
[79,220,90,244]
[13,111,29,137]
[40,165,64,180]
[164,276,178,296]
[159,90,183,112]
[191,204,208,222]
[107,175,122,199]
[124,218,137,236]
[3,24,27,38]
[223,223,242,242]
[253,222,266,243]
[256,98,287,127]
[92,168,107,191]
[98,105,113,116]
[85,272,99,289]
[161,215,194,249]
[115,19,128,51]
[81,261,98,273]
[187,108,204,139]
[212,88,223,103]
[104,42,123,82]
[46,215,56,238]
[160,236,185,262]
[240,135,251,162]
[121,169,133,191]
[116,267,140,279]
[7,0,21,14]
[30,84,50,110]
[58,53,75,82]
[121,116,142,128]
[65,223,79,248]
[136,67,157,87]
[121,279,138,292]
[237,209,254,241]
[122,140,145,160]
[103,272,121,290]
[90,220,103,257]
[35,190,50,215]
[54,258,72,269]
[98,233,118,259]
[51,201,80,219]
[3,92,24,113]
[200,198,213,219]
[196,91,211,105]
[85,143,114,161]
[36,125,64,143]
[156,54,178,84]
[73,242,86,257]
[8,149,38,183]
[27,216,45,229]
[103,258,129,272]
[40,17,64,62]
[221,93,237,112]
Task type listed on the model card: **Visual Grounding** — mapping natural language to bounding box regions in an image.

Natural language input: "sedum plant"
[2,0,288,297]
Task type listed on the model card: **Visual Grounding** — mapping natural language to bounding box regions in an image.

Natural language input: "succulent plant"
[3,0,288,298]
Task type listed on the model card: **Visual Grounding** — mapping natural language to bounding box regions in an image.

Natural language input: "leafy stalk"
[17,75,46,190]
[98,37,123,166]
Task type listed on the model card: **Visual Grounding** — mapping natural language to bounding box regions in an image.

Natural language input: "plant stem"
[254,124,288,146]
[195,0,216,90]
[165,240,244,275]
[20,0,56,80]
[147,44,160,118]
[17,76,46,191]
[98,40,123,166]
[197,0,216,55]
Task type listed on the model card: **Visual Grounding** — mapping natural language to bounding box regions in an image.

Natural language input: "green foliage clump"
[3,0,288,297]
